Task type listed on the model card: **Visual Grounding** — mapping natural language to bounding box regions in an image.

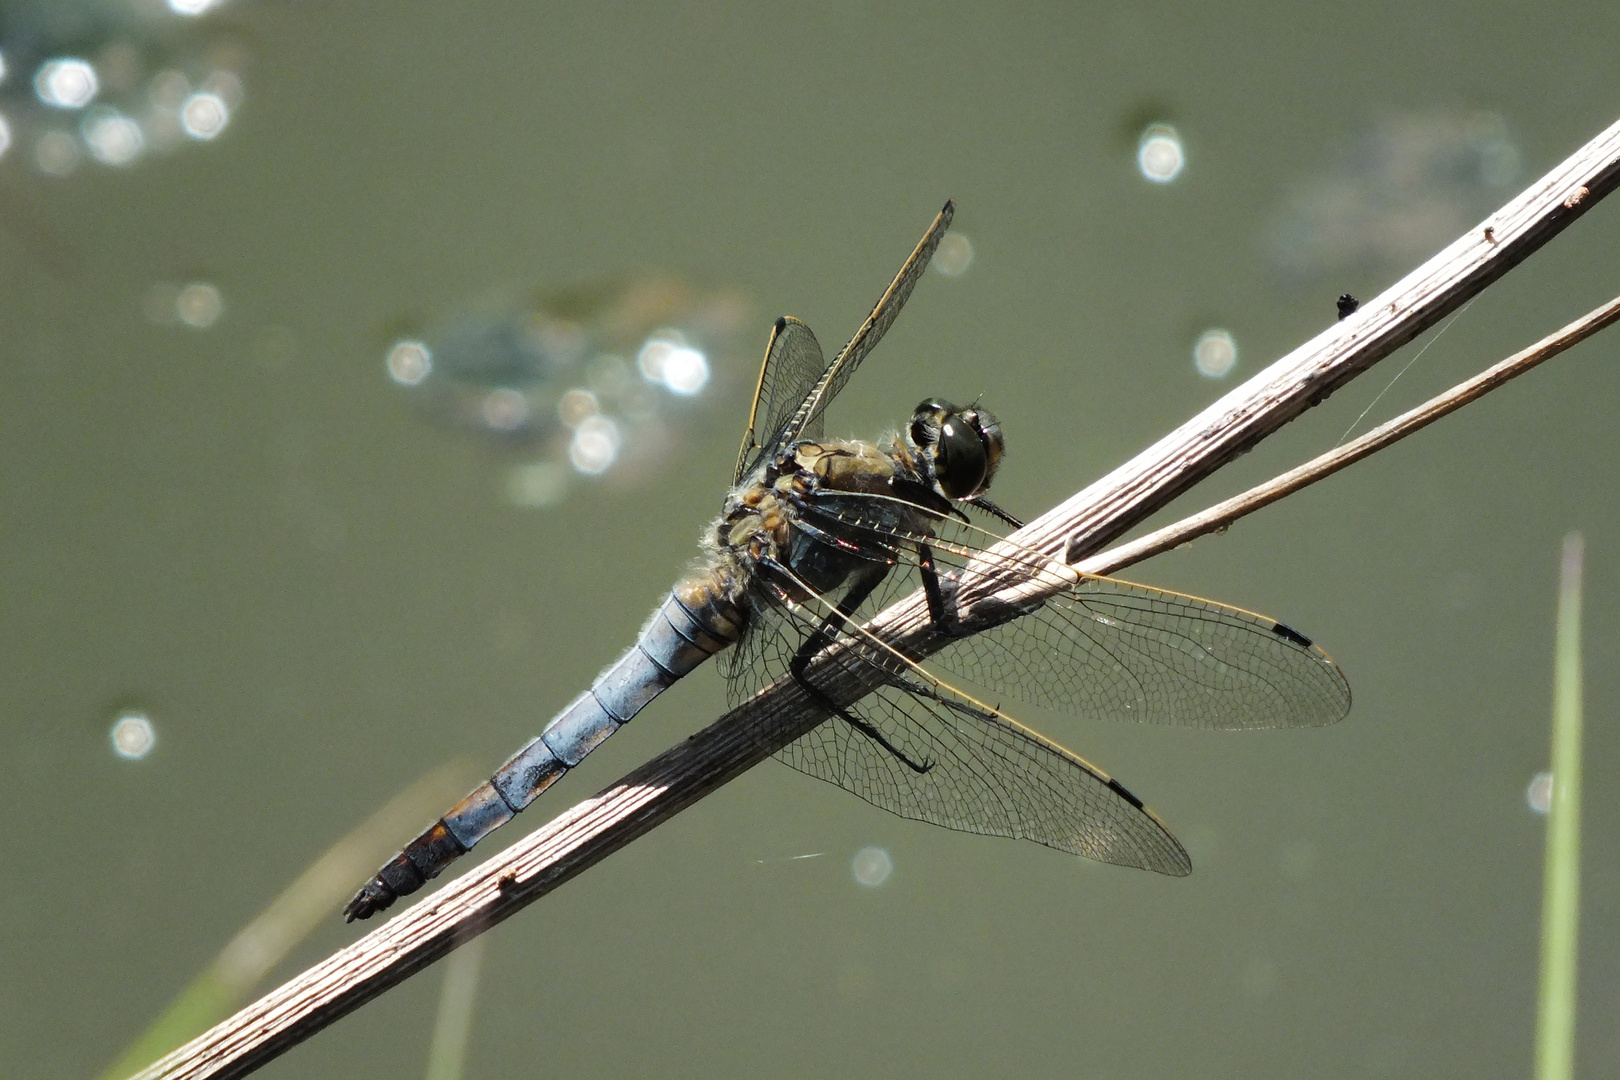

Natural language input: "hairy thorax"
[674,436,925,640]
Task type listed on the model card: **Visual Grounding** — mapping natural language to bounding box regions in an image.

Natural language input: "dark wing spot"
[1106,777,1145,810]
[1271,621,1313,648]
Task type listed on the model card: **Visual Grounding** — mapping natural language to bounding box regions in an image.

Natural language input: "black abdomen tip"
[343,878,397,922]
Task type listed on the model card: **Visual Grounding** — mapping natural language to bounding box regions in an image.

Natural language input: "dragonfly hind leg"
[775,560,934,775]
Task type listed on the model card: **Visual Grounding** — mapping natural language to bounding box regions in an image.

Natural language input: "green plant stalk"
[423,936,486,1080]
[1534,533,1584,1080]
[100,764,472,1080]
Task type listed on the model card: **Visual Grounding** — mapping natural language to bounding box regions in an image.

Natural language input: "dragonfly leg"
[967,495,1023,530]
[778,561,934,775]
[917,542,968,637]
[831,707,932,774]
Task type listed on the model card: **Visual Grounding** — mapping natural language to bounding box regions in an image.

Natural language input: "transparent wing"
[779,200,955,451]
[730,201,954,485]
[723,583,1190,874]
[794,489,1353,731]
[732,317,826,485]
[945,575,1351,729]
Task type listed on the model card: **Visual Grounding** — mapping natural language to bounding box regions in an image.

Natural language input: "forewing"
[732,317,826,485]
[796,489,1352,730]
[780,200,955,446]
[949,576,1352,730]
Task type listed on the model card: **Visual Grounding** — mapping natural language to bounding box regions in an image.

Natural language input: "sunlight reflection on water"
[0,0,248,177]
[385,276,750,508]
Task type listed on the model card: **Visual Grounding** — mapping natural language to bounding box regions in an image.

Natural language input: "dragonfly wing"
[721,564,1190,875]
[942,576,1352,730]
[794,488,1352,730]
[732,316,826,485]
[718,596,786,706]
[780,677,1191,874]
[780,200,955,448]
[732,201,954,484]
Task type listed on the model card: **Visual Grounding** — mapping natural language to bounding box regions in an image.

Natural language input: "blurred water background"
[2,2,1619,1077]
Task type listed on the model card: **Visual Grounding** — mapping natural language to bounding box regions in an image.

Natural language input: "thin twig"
[132,115,1620,1080]
[1091,293,1620,575]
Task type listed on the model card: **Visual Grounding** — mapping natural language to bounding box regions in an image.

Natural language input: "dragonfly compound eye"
[934,410,991,499]
[965,405,1005,491]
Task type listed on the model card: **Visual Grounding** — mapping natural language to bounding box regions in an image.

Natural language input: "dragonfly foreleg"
[967,495,1023,530]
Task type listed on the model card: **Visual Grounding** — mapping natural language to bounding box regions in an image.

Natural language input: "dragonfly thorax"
[710,437,935,610]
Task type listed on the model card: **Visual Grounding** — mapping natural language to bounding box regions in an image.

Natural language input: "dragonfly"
[346,201,1352,921]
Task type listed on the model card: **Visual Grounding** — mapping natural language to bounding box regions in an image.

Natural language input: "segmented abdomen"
[344,578,744,921]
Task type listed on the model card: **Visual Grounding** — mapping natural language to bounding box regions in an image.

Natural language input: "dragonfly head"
[907,399,1005,502]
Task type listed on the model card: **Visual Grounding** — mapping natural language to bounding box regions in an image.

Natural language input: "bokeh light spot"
[661,346,709,395]
[35,58,98,109]
[933,233,974,277]
[637,332,708,394]
[1137,123,1185,183]
[110,711,156,760]
[1527,770,1553,815]
[568,415,621,474]
[1193,328,1237,378]
[637,336,675,383]
[82,108,144,166]
[35,131,80,175]
[176,282,223,327]
[179,92,229,139]
[386,340,432,385]
[506,461,570,509]
[851,846,894,887]
[0,113,10,160]
[557,388,600,427]
[480,388,529,431]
